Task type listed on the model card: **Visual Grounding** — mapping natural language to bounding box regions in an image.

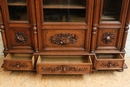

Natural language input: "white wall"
[125,25,130,58]
[0,25,130,57]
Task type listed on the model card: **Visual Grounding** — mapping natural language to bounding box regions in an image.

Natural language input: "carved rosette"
[15,32,27,44]
[100,61,119,68]
[41,65,87,73]
[9,62,28,68]
[102,32,114,44]
[51,33,77,45]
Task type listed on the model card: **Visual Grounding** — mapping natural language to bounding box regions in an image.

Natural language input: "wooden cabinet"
[0,0,130,74]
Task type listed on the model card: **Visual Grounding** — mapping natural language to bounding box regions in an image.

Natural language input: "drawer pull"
[51,33,77,45]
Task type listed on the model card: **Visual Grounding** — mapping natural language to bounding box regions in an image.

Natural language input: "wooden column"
[121,0,130,52]
[0,8,8,51]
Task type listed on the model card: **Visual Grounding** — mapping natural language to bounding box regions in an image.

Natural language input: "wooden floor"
[0,57,130,87]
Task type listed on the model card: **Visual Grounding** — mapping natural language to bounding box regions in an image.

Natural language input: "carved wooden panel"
[37,65,91,74]
[102,32,114,44]
[96,28,119,50]
[51,33,78,45]
[4,60,33,70]
[9,62,28,68]
[15,32,28,44]
[42,29,86,51]
[41,65,87,73]
[7,27,33,50]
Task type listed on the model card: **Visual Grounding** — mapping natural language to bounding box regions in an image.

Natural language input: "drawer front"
[95,59,124,70]
[42,29,86,51]
[37,64,91,74]
[3,54,34,70]
[4,60,33,70]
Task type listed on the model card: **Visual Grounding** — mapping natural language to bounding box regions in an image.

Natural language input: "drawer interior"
[37,56,91,64]
[5,54,33,60]
[96,54,123,59]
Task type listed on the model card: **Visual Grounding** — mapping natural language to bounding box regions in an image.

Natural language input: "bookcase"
[0,0,130,74]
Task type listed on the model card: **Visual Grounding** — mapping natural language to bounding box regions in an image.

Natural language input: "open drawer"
[94,54,124,70]
[3,54,34,71]
[36,56,92,74]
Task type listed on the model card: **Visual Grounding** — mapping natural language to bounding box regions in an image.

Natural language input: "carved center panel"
[51,33,78,45]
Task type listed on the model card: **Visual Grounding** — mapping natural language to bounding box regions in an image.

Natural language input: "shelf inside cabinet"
[102,15,118,21]
[8,0,26,6]
[8,3,26,6]
[43,5,86,9]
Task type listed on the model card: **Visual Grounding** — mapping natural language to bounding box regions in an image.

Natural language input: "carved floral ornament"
[41,65,87,73]
[9,62,28,68]
[15,32,28,44]
[51,33,78,45]
[102,32,114,44]
[100,61,119,68]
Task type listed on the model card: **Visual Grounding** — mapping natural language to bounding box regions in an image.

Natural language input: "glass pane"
[8,6,28,21]
[101,0,122,21]
[44,9,85,22]
[43,0,86,6]
[43,0,86,22]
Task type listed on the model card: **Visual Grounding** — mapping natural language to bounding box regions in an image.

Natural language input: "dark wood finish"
[0,0,130,74]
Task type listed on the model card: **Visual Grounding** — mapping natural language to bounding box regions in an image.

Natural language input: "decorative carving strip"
[41,65,87,73]
[102,32,114,44]
[51,33,78,45]
[15,32,27,44]
[100,61,119,68]
[9,62,28,68]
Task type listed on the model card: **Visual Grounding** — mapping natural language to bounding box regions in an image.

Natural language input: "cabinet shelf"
[102,15,118,21]
[43,5,86,9]
[8,2,26,6]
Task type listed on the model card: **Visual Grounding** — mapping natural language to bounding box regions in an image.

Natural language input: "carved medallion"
[15,32,27,44]
[51,33,77,45]
[9,62,28,68]
[102,32,114,44]
[41,65,87,73]
[100,61,119,68]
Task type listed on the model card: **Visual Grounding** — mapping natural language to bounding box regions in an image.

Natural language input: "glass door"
[101,0,122,21]
[7,0,28,21]
[43,0,86,22]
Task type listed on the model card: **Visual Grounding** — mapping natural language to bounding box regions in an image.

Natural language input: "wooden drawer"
[94,54,124,70]
[3,54,34,71]
[36,56,92,74]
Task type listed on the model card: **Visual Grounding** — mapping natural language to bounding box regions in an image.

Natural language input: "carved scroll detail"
[100,61,119,68]
[51,33,78,45]
[15,32,27,44]
[41,65,87,73]
[9,62,28,68]
[102,32,114,44]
